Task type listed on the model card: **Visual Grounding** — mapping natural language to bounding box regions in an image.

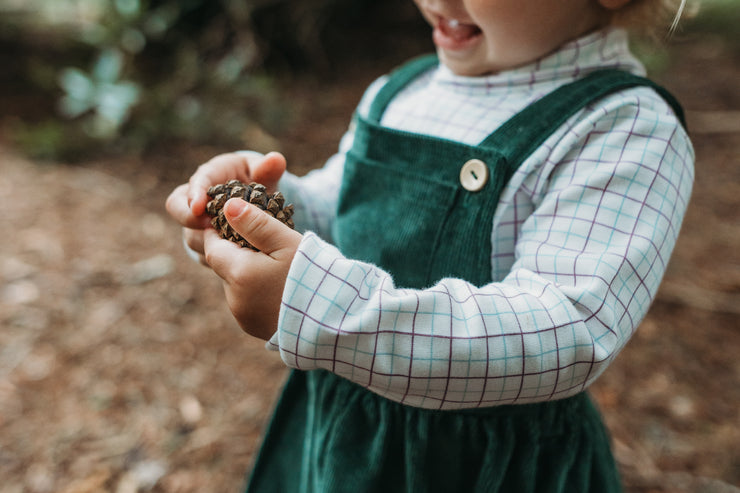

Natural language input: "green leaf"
[96,81,140,123]
[115,0,142,18]
[58,68,94,101]
[93,49,124,83]
[121,28,146,53]
[59,95,94,118]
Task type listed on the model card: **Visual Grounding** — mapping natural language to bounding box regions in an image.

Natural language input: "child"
[166,0,694,491]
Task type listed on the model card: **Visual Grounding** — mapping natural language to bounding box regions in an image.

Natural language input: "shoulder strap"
[366,58,686,172]
[481,69,687,171]
[366,54,439,122]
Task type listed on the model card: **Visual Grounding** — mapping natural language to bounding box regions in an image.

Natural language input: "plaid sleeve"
[269,89,694,410]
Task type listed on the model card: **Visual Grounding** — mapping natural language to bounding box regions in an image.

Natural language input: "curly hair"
[611,0,692,38]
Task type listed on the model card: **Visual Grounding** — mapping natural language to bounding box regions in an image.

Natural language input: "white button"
[460,159,489,192]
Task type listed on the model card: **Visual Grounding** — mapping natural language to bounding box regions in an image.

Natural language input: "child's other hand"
[185,151,287,217]
[203,197,302,340]
[165,151,287,263]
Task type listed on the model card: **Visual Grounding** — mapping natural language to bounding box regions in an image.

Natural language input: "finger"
[202,227,251,282]
[249,152,287,189]
[183,227,206,256]
[182,229,208,266]
[166,184,212,229]
[223,198,302,258]
[187,153,251,215]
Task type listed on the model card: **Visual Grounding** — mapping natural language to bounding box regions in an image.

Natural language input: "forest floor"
[1,25,739,493]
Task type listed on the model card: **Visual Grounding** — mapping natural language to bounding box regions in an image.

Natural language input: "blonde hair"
[611,0,692,38]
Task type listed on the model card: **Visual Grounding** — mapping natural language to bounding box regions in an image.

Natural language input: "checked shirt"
[267,28,694,410]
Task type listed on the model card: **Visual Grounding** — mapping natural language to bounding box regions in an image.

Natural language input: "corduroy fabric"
[246,370,621,493]
[336,55,512,288]
[241,57,687,492]
[335,55,684,289]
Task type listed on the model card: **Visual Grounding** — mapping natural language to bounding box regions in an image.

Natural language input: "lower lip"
[432,25,482,52]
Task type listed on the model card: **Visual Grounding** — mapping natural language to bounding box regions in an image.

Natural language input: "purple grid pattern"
[270,28,694,410]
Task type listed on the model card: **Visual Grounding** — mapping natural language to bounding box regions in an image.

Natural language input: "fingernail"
[225,198,247,217]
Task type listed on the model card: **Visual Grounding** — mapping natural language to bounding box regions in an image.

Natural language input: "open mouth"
[433,17,482,50]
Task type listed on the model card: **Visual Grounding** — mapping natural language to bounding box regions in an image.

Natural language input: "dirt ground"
[1,29,739,493]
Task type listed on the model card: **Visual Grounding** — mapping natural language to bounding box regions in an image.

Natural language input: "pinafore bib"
[246,56,684,493]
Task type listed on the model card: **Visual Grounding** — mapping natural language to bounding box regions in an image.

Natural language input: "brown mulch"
[1,35,738,493]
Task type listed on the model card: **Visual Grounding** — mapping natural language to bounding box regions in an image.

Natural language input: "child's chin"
[438,52,494,77]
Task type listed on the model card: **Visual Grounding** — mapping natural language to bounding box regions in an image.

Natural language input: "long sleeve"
[269,86,694,410]
[277,144,347,243]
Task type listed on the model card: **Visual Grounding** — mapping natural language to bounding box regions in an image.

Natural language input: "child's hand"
[203,197,302,340]
[165,151,287,263]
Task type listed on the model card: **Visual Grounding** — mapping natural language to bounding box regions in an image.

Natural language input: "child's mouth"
[433,17,482,51]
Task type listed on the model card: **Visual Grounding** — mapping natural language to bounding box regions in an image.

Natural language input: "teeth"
[437,17,481,42]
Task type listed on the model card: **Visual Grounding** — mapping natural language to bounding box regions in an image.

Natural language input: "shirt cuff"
[267,231,336,357]
[265,331,280,352]
[270,231,356,370]
[182,235,202,264]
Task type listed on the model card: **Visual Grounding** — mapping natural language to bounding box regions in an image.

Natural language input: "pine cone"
[206,179,295,251]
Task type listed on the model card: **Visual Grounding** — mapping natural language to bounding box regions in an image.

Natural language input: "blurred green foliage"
[687,0,740,44]
[0,0,425,160]
[3,0,735,161]
[631,0,740,75]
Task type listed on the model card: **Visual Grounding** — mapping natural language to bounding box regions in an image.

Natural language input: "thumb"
[223,198,300,257]
[250,152,287,189]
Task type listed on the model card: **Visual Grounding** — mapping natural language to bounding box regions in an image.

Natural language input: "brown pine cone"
[205,179,295,251]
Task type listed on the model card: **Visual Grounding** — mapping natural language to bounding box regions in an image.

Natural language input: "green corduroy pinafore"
[245,56,685,493]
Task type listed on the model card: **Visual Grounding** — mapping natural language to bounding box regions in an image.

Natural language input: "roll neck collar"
[431,28,645,91]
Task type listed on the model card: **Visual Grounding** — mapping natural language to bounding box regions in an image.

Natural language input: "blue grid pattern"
[268,28,694,410]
